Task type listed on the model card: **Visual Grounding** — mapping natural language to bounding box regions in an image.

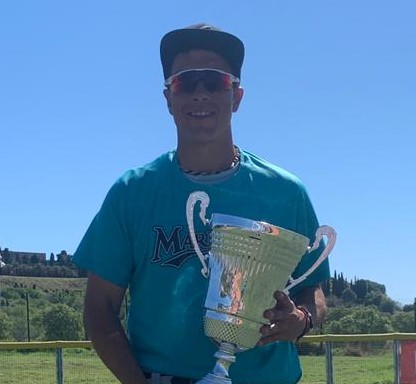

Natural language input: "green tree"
[0,312,12,340]
[379,296,397,314]
[6,305,28,341]
[367,281,386,295]
[325,307,351,322]
[353,279,368,300]
[403,304,415,312]
[2,250,13,264]
[48,290,82,310]
[42,304,83,340]
[391,312,414,333]
[323,306,390,334]
[364,290,384,307]
[1,287,21,301]
[341,288,357,304]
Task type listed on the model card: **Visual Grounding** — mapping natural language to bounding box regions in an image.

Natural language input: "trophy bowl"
[186,191,336,384]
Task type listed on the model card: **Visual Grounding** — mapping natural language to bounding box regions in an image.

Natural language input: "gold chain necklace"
[180,146,241,176]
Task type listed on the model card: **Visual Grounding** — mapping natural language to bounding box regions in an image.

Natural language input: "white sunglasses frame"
[164,68,240,89]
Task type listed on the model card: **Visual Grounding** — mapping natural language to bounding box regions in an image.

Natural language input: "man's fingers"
[273,290,293,307]
[257,333,275,346]
[263,309,274,320]
[264,291,292,321]
[257,323,294,346]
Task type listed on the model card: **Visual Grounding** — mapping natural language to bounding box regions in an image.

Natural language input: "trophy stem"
[196,342,237,384]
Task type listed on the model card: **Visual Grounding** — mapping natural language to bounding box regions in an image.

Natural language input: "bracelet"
[296,305,314,342]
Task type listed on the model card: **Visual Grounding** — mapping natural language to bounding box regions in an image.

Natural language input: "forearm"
[87,318,147,384]
[293,285,327,327]
[84,274,147,384]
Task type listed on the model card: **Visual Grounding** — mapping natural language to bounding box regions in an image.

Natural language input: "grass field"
[0,349,395,384]
[300,354,394,384]
[0,349,118,384]
[0,275,87,292]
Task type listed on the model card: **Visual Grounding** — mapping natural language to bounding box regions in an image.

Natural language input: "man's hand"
[257,285,327,347]
[257,291,307,346]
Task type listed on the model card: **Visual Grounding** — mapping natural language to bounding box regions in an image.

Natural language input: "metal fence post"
[325,341,334,384]
[56,348,63,384]
[393,339,401,384]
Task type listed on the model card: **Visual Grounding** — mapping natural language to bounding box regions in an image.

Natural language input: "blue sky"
[1,1,415,305]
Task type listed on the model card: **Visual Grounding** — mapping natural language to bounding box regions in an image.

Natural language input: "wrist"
[295,305,314,342]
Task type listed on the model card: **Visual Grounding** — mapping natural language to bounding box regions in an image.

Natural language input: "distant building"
[0,247,47,264]
[0,247,78,278]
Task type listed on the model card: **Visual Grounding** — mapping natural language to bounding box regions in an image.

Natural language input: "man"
[73,23,330,384]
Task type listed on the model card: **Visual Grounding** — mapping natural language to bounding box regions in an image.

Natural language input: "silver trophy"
[186,191,336,384]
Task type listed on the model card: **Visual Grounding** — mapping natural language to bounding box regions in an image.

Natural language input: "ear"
[232,87,244,113]
[163,89,173,115]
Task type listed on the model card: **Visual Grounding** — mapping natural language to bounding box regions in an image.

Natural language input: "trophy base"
[196,342,236,384]
[196,373,232,384]
[204,310,261,349]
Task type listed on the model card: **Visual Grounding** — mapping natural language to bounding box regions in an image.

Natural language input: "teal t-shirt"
[73,149,330,384]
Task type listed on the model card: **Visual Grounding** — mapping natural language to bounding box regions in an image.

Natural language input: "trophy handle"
[284,225,336,294]
[186,191,211,277]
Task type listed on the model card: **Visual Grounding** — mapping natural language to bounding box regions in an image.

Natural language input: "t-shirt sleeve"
[288,185,331,295]
[72,180,134,288]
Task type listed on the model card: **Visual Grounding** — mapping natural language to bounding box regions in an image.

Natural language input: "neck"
[177,141,238,175]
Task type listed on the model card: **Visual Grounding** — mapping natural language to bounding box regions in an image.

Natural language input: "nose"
[192,81,211,101]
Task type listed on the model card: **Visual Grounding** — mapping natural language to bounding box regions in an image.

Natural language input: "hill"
[0,272,414,342]
[0,275,87,292]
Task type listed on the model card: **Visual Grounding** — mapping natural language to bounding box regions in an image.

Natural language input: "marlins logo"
[151,226,210,268]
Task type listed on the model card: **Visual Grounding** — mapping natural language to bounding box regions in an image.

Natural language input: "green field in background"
[300,354,394,383]
[0,349,118,384]
[0,349,394,384]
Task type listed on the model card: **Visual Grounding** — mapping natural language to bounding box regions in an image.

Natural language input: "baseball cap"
[160,23,245,80]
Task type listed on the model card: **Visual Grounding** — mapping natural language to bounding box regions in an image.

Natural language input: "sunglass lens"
[171,71,233,93]
[202,72,232,92]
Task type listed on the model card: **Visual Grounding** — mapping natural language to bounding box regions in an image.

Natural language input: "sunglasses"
[164,68,240,93]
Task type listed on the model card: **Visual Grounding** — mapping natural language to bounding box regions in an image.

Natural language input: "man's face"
[163,49,244,145]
